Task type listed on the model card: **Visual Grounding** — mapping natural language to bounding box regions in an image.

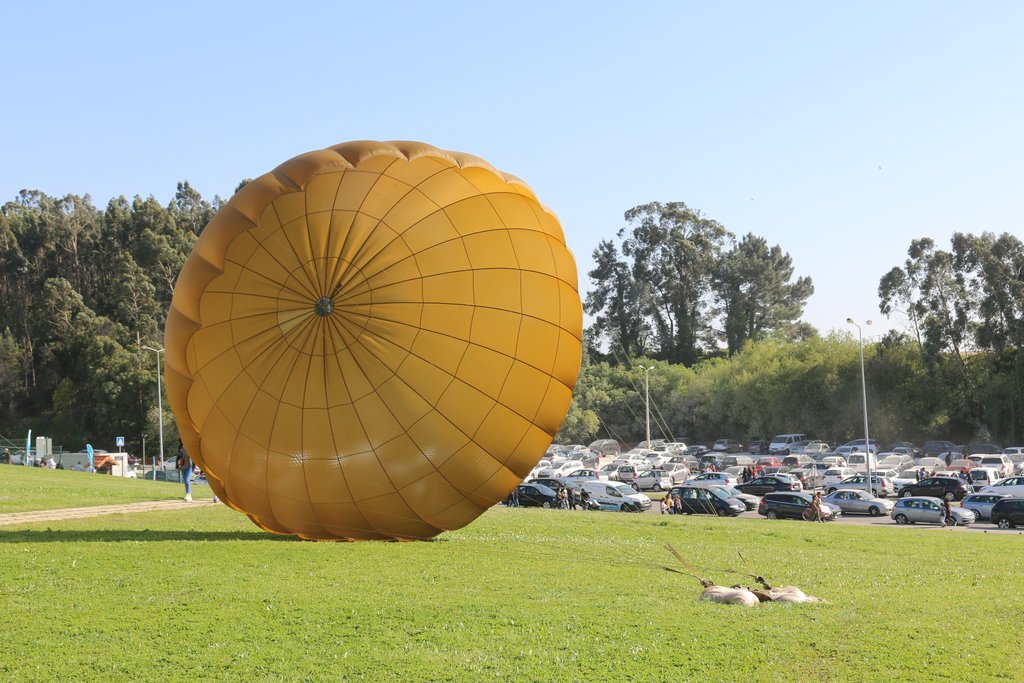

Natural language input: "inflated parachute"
[165,141,581,540]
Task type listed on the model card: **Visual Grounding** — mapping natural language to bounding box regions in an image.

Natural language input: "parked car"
[658,462,691,485]
[586,439,621,457]
[782,454,814,469]
[635,440,665,450]
[578,481,652,512]
[979,476,1024,497]
[892,468,929,491]
[722,455,755,469]
[615,464,642,485]
[712,439,743,453]
[818,456,848,468]
[599,463,620,481]
[891,496,976,526]
[899,476,972,501]
[510,483,560,507]
[846,452,879,473]
[768,433,807,455]
[706,484,759,511]
[822,467,858,489]
[736,475,802,496]
[960,493,1009,520]
[748,439,769,455]
[631,469,672,492]
[755,456,783,471]
[686,472,739,487]
[977,455,1013,479]
[967,467,1004,491]
[841,438,879,454]
[667,485,746,516]
[1004,448,1024,474]
[823,489,894,516]
[922,440,958,458]
[528,478,585,497]
[916,457,946,471]
[878,454,914,471]
[797,441,830,455]
[788,467,823,490]
[989,497,1024,529]
[536,460,584,478]
[613,451,652,466]
[828,474,894,497]
[966,443,1002,455]
[563,468,608,483]
[757,492,841,521]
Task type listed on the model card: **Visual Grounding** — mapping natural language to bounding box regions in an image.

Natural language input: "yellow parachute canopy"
[165,141,582,540]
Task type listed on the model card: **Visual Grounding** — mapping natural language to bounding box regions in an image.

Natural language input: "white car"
[916,457,946,471]
[578,481,652,512]
[613,450,652,466]
[536,460,583,478]
[980,476,1024,497]
[878,454,913,471]
[967,467,1004,491]
[1004,448,1024,475]
[892,467,929,491]
[685,472,739,487]
[822,467,858,489]
[563,468,608,483]
[977,455,1013,479]
[828,474,894,497]
[631,469,672,492]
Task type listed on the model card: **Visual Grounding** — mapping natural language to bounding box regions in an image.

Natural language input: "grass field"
[0,467,1021,682]
[0,465,213,513]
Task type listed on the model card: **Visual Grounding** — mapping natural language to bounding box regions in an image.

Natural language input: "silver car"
[890,496,976,526]
[823,489,895,517]
[960,493,1009,520]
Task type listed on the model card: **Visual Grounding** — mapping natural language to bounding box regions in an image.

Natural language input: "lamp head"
[846,318,854,324]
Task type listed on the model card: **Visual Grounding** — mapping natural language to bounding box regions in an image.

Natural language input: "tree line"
[0,188,1020,454]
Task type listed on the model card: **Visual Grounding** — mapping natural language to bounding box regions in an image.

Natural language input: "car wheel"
[766,510,779,520]
[900,488,913,498]
[868,506,880,517]
[827,488,836,494]
[943,491,955,502]
[631,483,640,492]
[996,517,1012,529]
[542,502,551,509]
[946,516,957,526]
[652,483,662,492]
[895,513,909,524]
[620,503,631,512]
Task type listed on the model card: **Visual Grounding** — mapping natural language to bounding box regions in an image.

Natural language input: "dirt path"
[0,499,216,526]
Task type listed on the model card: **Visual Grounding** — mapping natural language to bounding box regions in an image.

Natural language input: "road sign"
[116,436,125,449]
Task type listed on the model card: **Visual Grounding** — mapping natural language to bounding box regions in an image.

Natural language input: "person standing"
[941,499,952,527]
[176,442,194,502]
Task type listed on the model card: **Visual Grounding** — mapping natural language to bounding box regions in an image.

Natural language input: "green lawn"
[0,465,213,513]
[0,470,1021,681]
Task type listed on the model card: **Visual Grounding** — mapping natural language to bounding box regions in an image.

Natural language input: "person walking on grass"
[176,442,194,502]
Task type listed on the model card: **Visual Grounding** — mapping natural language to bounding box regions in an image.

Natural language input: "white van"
[768,433,807,455]
[847,452,879,473]
[579,481,651,512]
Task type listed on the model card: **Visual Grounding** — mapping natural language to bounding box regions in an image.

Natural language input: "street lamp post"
[846,319,873,494]
[142,345,165,480]
[643,365,655,445]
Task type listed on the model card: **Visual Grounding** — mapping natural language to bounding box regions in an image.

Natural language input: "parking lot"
[641,498,1024,533]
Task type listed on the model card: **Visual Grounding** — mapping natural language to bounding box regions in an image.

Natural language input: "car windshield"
[612,484,636,496]
[707,487,732,500]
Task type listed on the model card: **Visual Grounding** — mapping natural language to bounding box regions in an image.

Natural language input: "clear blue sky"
[3,2,1022,337]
